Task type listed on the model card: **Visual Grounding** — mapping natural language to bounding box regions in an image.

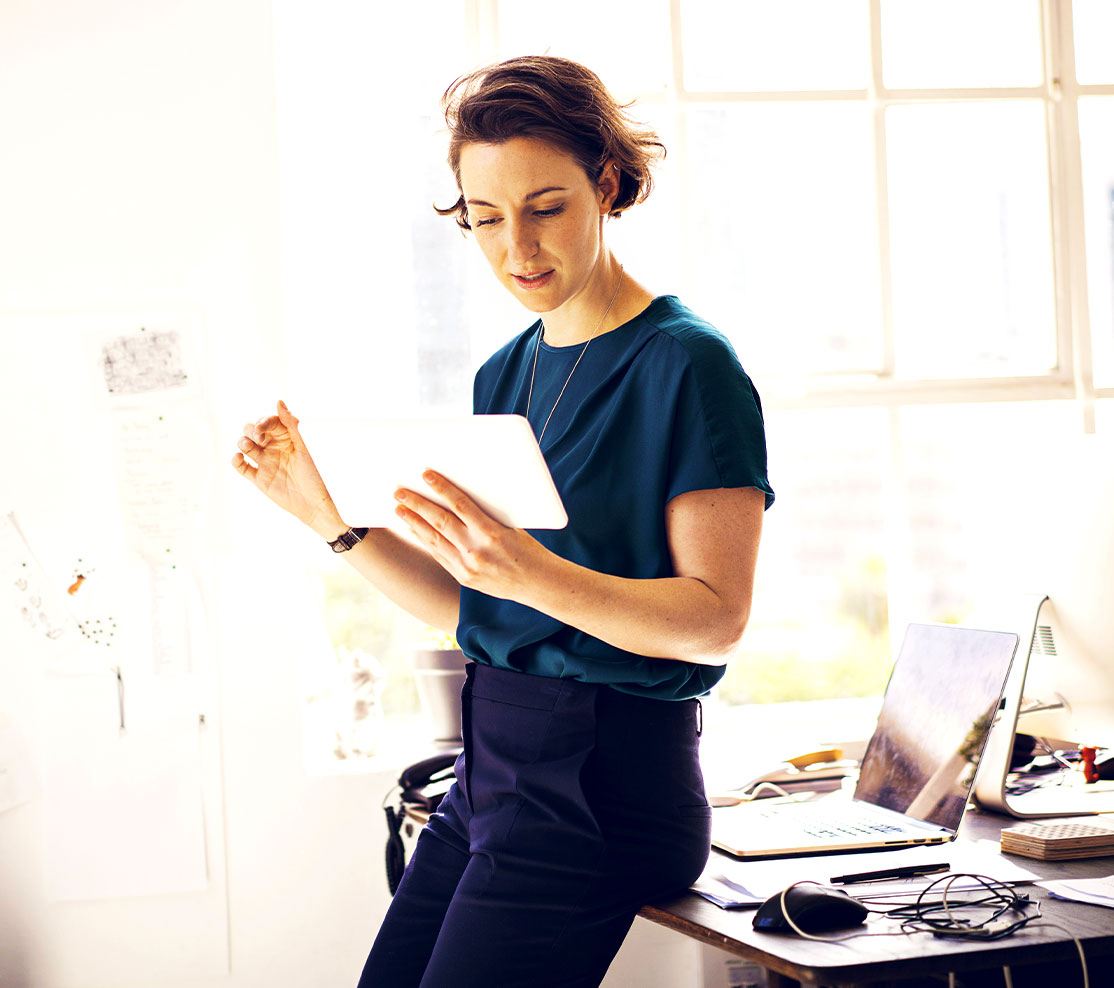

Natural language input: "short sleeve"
[664,328,775,509]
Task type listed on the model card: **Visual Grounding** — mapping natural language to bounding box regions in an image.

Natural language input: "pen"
[115,665,126,734]
[830,863,950,885]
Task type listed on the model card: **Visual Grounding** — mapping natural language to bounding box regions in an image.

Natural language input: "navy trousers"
[357,663,711,987]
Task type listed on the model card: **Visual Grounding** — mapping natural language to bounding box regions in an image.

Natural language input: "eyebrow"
[465,186,568,208]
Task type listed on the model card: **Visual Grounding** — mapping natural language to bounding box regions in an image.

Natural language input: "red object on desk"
[1080,746,1099,784]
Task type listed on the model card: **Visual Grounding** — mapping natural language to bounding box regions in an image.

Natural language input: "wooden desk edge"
[638,888,1114,986]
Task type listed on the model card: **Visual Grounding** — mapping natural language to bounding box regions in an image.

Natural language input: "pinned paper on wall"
[80,316,212,560]
[111,407,210,559]
[95,323,203,406]
[1,512,85,673]
[149,560,193,677]
[40,674,208,901]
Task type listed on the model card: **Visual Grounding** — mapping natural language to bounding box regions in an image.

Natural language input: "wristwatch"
[328,527,369,553]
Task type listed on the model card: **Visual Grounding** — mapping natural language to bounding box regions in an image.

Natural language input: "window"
[273,1,1114,767]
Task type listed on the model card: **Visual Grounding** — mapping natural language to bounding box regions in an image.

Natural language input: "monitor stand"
[973,593,1114,818]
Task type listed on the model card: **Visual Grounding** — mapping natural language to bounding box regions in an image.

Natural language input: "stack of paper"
[1000,819,1114,861]
[1039,875,1114,909]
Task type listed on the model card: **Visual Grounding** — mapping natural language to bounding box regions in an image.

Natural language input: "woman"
[232,55,773,988]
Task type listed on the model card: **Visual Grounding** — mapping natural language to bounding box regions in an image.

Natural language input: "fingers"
[230,450,257,480]
[417,471,489,528]
[235,434,266,462]
[394,501,440,545]
[231,403,289,480]
[233,400,298,464]
[239,400,297,449]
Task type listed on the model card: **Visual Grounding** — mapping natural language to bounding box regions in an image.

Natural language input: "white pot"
[412,648,468,742]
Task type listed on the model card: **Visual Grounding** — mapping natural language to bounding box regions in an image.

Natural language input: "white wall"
[0,2,704,986]
[0,0,396,985]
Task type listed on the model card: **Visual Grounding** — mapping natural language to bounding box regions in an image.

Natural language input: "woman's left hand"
[393,471,543,600]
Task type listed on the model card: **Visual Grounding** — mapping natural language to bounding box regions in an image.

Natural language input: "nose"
[505,217,538,266]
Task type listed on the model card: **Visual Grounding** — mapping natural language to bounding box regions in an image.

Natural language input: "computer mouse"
[752,885,868,934]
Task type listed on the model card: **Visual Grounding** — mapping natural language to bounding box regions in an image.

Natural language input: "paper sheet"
[148,561,193,677]
[1040,874,1114,908]
[95,323,203,406]
[40,674,207,901]
[111,408,209,558]
[693,838,1039,908]
[1,512,85,674]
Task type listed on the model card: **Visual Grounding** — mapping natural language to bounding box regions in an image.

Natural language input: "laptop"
[711,623,1018,859]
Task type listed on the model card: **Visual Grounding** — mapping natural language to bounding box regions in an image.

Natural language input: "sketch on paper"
[100,328,189,397]
[68,560,96,595]
[2,513,78,647]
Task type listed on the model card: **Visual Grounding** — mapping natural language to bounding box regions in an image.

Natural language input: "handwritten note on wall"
[112,408,209,559]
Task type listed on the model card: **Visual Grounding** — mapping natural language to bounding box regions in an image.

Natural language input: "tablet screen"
[297,414,568,530]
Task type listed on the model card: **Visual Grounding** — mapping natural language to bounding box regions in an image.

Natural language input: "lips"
[512,270,554,290]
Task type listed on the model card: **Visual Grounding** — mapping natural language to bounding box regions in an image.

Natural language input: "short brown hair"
[435,55,666,232]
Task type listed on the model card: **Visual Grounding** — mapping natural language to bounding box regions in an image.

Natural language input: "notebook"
[711,623,1019,859]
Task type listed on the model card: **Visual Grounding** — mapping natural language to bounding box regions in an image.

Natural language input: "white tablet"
[297,414,568,530]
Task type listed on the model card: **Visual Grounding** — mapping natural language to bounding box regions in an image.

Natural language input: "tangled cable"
[880,873,1036,939]
[873,873,1089,988]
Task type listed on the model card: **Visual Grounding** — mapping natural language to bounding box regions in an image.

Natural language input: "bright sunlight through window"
[272,1,1114,770]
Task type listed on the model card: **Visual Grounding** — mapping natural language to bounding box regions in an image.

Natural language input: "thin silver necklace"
[526,265,624,444]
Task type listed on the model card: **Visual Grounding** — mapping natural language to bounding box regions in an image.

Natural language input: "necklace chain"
[526,265,624,445]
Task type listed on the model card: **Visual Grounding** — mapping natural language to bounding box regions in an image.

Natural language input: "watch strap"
[328,526,369,552]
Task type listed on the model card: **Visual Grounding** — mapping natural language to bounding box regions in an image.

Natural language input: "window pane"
[497,0,671,96]
[686,103,883,376]
[896,401,1083,627]
[275,0,475,418]
[886,101,1055,378]
[725,408,892,705]
[681,0,868,92]
[604,105,682,304]
[1079,97,1114,388]
[881,0,1043,89]
[1074,0,1114,85]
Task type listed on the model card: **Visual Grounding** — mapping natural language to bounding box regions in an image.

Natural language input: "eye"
[474,216,501,228]
[534,205,565,219]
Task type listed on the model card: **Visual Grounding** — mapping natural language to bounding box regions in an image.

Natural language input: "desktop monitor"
[972,431,1114,817]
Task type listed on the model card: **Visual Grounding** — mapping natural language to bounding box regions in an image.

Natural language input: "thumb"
[276,399,301,433]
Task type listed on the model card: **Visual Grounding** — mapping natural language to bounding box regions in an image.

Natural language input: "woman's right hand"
[231,400,345,538]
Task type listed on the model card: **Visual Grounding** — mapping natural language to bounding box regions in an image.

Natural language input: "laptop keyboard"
[801,818,905,839]
[758,804,907,840]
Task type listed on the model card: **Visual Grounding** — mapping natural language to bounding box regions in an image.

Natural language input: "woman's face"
[457,137,616,319]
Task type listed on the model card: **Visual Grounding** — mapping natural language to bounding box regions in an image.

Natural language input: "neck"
[541,253,625,347]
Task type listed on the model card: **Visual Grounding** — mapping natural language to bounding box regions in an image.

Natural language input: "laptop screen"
[854,623,1018,830]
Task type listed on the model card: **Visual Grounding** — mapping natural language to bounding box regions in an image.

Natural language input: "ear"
[596,159,621,215]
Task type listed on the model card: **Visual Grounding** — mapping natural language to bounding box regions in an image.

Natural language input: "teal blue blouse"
[456,296,774,700]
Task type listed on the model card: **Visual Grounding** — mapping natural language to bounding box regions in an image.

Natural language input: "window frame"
[472,0,1113,421]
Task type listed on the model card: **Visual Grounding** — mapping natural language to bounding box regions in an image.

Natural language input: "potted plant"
[412,629,468,743]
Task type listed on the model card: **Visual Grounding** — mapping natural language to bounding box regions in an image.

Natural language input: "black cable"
[866,874,1038,941]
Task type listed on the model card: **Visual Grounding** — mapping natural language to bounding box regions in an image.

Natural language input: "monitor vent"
[1030,625,1057,656]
